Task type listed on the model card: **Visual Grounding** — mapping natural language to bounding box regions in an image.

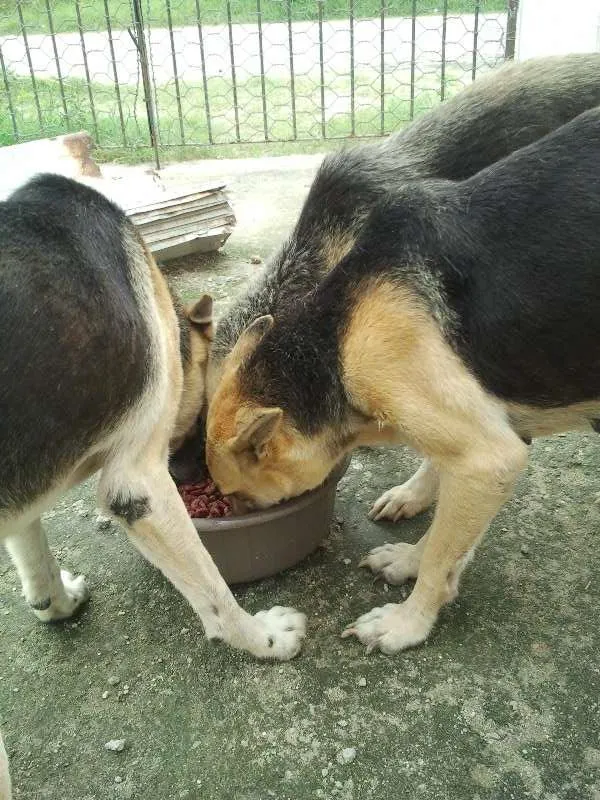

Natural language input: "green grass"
[0,65,471,162]
[0,0,506,36]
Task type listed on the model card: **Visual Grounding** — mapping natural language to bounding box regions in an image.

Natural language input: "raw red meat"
[177,479,233,519]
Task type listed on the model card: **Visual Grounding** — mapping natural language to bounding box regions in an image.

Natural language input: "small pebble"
[250,254,262,264]
[101,691,109,700]
[342,558,351,566]
[520,543,530,556]
[337,747,357,764]
[357,677,367,687]
[107,676,120,686]
[96,515,113,531]
[104,739,126,753]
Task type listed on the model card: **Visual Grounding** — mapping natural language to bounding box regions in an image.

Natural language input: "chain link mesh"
[0,0,512,158]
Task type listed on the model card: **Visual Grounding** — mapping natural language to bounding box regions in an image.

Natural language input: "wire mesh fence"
[0,0,516,161]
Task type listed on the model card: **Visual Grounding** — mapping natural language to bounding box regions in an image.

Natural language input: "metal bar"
[440,0,448,101]
[131,0,161,168]
[165,0,186,144]
[226,0,241,141]
[350,0,355,136]
[379,0,385,135]
[0,44,20,141]
[75,0,99,142]
[286,0,297,139]
[194,0,214,144]
[472,0,480,81]
[45,0,70,125]
[103,0,128,146]
[505,0,519,60]
[256,0,269,140]
[410,0,417,119]
[318,0,326,137]
[16,0,44,131]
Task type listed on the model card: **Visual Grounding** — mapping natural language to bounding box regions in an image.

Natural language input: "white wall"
[517,0,600,59]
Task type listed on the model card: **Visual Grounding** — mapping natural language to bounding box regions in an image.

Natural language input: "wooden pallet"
[0,133,237,262]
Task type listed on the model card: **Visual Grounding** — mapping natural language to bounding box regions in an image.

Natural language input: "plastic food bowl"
[192,457,351,584]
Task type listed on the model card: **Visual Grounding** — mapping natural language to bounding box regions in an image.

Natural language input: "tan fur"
[320,230,357,272]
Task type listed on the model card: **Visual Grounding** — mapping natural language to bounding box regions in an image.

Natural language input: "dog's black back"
[0,175,150,512]
[213,54,600,366]
[340,107,600,407]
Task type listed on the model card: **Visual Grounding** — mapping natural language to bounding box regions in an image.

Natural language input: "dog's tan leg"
[344,436,528,653]
[0,730,11,800]
[3,519,89,622]
[99,461,306,660]
[369,458,439,522]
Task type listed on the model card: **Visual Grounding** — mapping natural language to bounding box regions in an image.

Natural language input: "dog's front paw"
[359,542,421,585]
[251,606,307,660]
[33,570,89,622]
[342,602,433,654]
[369,483,431,522]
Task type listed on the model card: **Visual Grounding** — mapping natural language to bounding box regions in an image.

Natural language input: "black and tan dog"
[0,176,305,658]
[206,106,600,654]
[203,53,600,516]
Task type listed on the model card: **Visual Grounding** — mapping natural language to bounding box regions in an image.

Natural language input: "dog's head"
[170,294,214,462]
[206,315,343,509]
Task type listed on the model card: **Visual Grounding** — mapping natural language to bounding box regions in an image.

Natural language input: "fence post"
[505,0,519,60]
[130,0,161,169]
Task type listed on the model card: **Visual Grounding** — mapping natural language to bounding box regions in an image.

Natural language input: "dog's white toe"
[342,602,433,654]
[358,541,421,585]
[251,605,307,660]
[369,484,430,522]
[33,570,90,622]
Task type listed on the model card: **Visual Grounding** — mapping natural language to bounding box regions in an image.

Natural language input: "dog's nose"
[226,494,252,515]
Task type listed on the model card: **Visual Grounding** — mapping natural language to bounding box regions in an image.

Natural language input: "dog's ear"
[229,315,274,365]
[187,294,213,340]
[229,406,283,458]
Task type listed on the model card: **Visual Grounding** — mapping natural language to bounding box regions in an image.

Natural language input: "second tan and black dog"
[202,52,600,518]
[206,106,600,654]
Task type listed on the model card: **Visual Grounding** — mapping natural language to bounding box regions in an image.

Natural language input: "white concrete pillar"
[516,0,600,59]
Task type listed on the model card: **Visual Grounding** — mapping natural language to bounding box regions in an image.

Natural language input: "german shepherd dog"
[206,106,600,655]
[0,178,306,656]
[203,53,600,515]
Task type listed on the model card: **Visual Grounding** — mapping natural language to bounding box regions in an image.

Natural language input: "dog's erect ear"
[229,315,274,365]
[187,294,214,340]
[230,406,283,457]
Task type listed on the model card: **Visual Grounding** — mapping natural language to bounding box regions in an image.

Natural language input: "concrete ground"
[2,154,600,800]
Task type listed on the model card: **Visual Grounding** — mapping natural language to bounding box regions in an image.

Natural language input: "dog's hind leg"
[99,451,306,661]
[3,519,89,622]
[368,458,438,522]
[0,729,11,800]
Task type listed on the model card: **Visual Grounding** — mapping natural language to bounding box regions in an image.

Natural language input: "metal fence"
[0,0,517,163]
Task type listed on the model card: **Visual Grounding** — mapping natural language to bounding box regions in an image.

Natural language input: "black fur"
[29,598,51,611]
[108,494,151,525]
[0,174,151,512]
[214,54,600,365]
[242,107,600,431]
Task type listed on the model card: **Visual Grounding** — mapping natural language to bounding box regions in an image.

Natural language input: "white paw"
[342,602,434,654]
[368,483,432,522]
[252,606,307,661]
[359,542,421,585]
[34,570,89,623]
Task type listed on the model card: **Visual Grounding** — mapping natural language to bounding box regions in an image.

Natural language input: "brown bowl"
[192,457,351,584]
